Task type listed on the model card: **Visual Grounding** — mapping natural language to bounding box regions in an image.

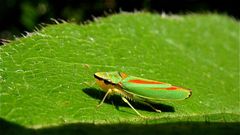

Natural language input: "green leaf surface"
[0,12,239,134]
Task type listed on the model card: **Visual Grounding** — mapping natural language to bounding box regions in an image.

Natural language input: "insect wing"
[120,76,191,101]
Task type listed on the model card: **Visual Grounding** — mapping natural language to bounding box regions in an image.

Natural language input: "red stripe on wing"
[128,79,164,84]
[166,86,178,90]
[149,86,180,90]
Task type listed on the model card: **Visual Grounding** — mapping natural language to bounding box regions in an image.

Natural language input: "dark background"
[0,0,239,43]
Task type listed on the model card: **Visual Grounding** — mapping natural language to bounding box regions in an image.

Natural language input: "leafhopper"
[94,71,192,117]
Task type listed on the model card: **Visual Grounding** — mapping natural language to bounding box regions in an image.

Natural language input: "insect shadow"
[82,87,175,113]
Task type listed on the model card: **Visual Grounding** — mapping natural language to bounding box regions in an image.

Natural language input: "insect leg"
[121,97,146,118]
[139,101,161,112]
[97,89,112,108]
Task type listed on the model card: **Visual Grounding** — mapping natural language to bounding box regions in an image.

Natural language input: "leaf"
[0,13,239,134]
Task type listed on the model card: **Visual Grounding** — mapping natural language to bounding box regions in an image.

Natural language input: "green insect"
[94,71,192,117]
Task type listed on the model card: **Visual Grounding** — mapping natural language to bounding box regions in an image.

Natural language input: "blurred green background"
[0,0,238,43]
